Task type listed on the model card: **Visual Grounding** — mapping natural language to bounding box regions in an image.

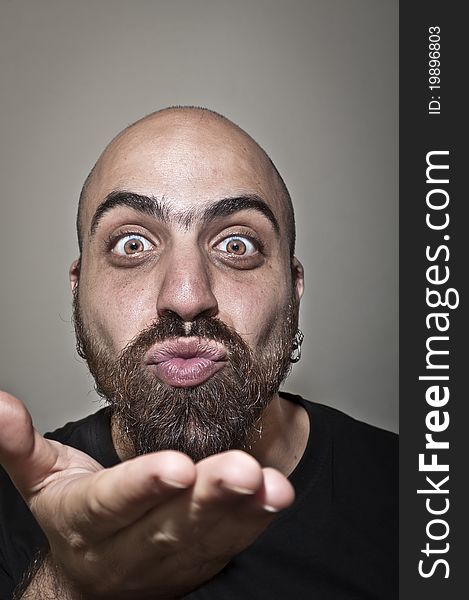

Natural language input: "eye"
[112,234,154,256]
[215,235,257,256]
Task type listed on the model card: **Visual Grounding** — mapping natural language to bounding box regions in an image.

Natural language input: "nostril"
[157,303,219,323]
[156,290,219,322]
[156,260,219,322]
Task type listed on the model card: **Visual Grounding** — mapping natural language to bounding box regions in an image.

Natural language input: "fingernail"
[262,504,280,513]
[221,483,256,495]
[159,477,190,489]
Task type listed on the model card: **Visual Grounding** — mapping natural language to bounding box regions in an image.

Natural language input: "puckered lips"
[145,337,228,387]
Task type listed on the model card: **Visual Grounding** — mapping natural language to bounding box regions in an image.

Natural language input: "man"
[0,107,397,599]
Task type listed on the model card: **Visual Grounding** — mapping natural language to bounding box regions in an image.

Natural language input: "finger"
[115,451,266,549]
[118,453,291,569]
[185,466,294,564]
[192,450,265,502]
[56,450,197,543]
[111,450,264,545]
[0,391,65,495]
[192,453,295,511]
[254,467,295,512]
[183,459,294,559]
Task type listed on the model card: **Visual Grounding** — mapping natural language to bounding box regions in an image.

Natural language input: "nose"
[156,245,218,322]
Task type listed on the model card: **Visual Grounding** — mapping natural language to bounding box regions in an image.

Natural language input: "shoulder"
[284,392,397,451]
[278,393,398,598]
[311,399,396,458]
[282,392,397,493]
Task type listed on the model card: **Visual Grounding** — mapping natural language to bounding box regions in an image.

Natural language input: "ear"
[69,259,81,293]
[291,256,304,303]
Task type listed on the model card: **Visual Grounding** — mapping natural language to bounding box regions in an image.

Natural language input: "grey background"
[0,0,398,434]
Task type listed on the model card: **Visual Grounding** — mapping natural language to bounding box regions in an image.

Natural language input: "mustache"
[119,312,252,362]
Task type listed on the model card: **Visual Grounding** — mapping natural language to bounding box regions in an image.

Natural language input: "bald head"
[77,106,295,257]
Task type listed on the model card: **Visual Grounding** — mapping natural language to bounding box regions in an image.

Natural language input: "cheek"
[215,273,289,346]
[79,271,158,353]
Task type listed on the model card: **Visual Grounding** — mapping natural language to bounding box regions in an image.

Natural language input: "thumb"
[0,391,62,497]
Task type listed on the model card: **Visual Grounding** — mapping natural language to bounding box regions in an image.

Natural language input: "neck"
[247,392,309,476]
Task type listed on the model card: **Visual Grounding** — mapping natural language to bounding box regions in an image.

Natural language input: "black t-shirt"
[0,394,397,599]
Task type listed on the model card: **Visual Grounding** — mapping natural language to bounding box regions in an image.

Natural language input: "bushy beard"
[73,293,297,462]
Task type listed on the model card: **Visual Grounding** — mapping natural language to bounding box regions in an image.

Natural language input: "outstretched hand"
[0,391,295,599]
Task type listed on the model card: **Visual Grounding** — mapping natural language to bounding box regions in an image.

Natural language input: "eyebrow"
[89,190,280,238]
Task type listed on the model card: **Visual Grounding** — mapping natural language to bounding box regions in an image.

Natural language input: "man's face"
[72,111,304,460]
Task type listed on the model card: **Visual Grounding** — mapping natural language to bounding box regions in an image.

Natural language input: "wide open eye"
[215,236,257,256]
[112,234,154,256]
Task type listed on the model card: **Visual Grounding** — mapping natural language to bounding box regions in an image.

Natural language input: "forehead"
[83,115,283,225]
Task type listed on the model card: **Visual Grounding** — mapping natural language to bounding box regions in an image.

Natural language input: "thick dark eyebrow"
[89,191,280,238]
[90,191,169,237]
[201,195,279,234]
